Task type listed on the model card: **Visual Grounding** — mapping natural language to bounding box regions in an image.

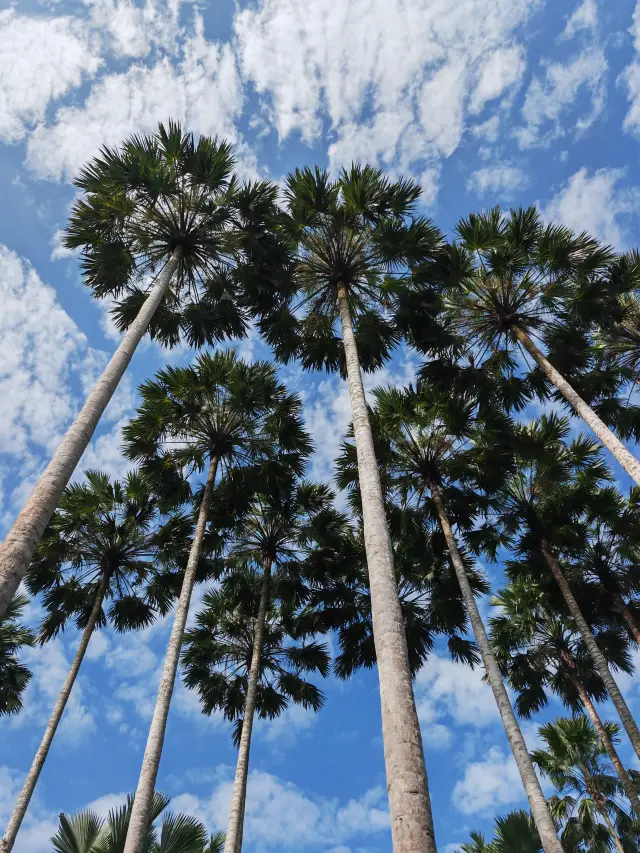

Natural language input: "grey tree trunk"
[0,248,182,620]
[123,454,218,853]
[0,572,109,853]
[224,559,272,853]
[429,482,564,853]
[598,803,625,853]
[514,326,640,486]
[337,284,437,853]
[540,539,640,761]
[574,678,640,815]
[611,592,640,645]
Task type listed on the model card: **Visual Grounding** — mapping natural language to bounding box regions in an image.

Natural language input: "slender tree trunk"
[0,572,109,853]
[429,482,564,853]
[0,248,183,620]
[513,326,640,486]
[611,592,640,645]
[598,803,625,853]
[541,539,640,762]
[574,678,640,814]
[224,559,272,853]
[336,284,436,853]
[123,453,218,853]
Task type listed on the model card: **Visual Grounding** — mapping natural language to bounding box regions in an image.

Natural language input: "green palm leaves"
[65,120,262,348]
[256,164,443,375]
[28,470,185,639]
[0,595,35,716]
[51,792,221,853]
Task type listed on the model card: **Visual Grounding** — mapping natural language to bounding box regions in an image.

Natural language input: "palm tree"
[255,164,446,853]
[51,792,225,853]
[1,471,181,853]
[0,594,35,716]
[182,474,337,853]
[0,119,279,619]
[491,578,640,814]
[425,207,640,485]
[339,384,563,853]
[480,414,640,763]
[183,577,329,853]
[532,716,638,853]
[121,352,311,853]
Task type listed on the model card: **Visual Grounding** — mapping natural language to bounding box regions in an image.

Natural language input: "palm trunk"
[0,248,183,620]
[224,558,272,853]
[540,539,640,761]
[513,326,640,486]
[123,453,218,853]
[0,572,109,853]
[337,284,437,853]
[574,678,640,815]
[611,592,640,645]
[598,803,625,853]
[429,482,564,853]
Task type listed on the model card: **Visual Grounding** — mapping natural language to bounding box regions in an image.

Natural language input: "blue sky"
[2,0,640,850]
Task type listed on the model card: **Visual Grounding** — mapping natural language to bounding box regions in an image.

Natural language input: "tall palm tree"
[423,207,640,485]
[0,594,35,716]
[183,474,338,853]
[337,384,564,853]
[255,164,446,853]
[51,792,225,853]
[121,352,311,853]
[532,716,638,853]
[183,577,329,853]
[491,579,640,814]
[0,471,182,853]
[480,414,640,763]
[0,120,278,618]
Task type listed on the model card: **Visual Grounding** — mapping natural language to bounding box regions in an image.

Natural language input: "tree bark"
[611,592,640,645]
[123,453,218,853]
[513,326,640,486]
[0,572,110,853]
[540,539,640,762]
[337,284,437,853]
[0,248,182,620]
[224,559,272,853]
[429,482,564,853]
[574,678,640,815]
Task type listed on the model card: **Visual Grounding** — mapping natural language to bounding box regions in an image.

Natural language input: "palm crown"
[255,164,444,374]
[64,120,278,348]
[182,576,330,745]
[26,470,188,640]
[51,791,224,853]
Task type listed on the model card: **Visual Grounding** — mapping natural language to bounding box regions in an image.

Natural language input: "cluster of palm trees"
[2,120,640,853]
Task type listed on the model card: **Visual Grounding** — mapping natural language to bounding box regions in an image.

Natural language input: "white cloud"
[452,746,524,814]
[0,766,58,853]
[235,0,540,176]
[518,46,607,147]
[26,23,244,183]
[622,2,640,135]
[189,770,390,849]
[559,0,598,41]
[542,167,640,249]
[467,164,530,198]
[84,0,191,59]
[469,45,526,114]
[0,10,101,144]
[415,654,500,733]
